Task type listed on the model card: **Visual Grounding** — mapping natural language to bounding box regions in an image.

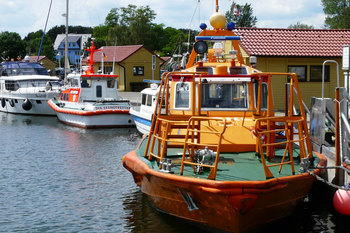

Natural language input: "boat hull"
[48,99,135,128]
[123,140,327,233]
[56,111,134,128]
[130,108,152,134]
[0,95,58,115]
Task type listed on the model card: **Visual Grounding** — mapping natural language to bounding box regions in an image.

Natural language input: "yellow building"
[234,28,350,110]
[91,45,165,91]
[25,56,57,73]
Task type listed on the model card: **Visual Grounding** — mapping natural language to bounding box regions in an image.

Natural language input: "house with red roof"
[234,27,350,109]
[88,45,165,91]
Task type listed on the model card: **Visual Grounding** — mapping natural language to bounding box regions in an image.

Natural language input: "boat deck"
[136,137,319,181]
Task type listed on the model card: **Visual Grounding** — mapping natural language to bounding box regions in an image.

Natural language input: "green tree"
[225,1,257,27]
[23,30,54,59]
[105,8,119,27]
[321,0,350,28]
[0,32,26,61]
[288,22,314,29]
[102,5,157,49]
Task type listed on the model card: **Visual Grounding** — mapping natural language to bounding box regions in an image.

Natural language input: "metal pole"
[64,0,69,81]
[335,88,340,184]
[322,60,339,100]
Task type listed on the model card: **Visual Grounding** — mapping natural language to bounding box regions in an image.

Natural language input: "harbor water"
[0,112,349,233]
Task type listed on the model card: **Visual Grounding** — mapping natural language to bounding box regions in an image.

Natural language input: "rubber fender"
[22,99,32,111]
[1,98,5,108]
[9,99,14,107]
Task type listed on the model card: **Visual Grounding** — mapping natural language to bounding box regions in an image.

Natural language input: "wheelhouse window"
[81,79,91,88]
[201,83,248,109]
[146,95,152,106]
[288,65,307,82]
[141,94,147,105]
[107,79,116,88]
[175,82,190,108]
[310,65,330,82]
[69,78,79,87]
[133,66,144,76]
[254,83,268,109]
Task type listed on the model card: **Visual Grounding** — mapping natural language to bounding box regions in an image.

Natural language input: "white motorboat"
[129,82,160,134]
[0,61,61,115]
[48,41,135,128]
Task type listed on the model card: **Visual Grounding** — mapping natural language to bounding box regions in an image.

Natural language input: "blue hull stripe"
[131,115,152,126]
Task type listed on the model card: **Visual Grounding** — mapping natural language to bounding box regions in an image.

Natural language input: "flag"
[102,52,107,59]
[234,5,239,16]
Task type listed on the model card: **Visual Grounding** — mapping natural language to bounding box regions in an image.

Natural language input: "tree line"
[0,0,348,62]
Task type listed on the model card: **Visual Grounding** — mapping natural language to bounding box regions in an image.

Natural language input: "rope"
[308,165,350,191]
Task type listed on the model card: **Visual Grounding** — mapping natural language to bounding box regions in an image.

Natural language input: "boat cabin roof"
[0,62,49,76]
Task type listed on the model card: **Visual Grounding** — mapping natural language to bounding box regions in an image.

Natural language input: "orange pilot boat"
[122,2,327,232]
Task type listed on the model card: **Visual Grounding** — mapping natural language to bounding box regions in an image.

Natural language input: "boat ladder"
[255,116,311,179]
[179,116,227,180]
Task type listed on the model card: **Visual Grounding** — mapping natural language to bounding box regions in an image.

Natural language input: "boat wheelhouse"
[123,3,327,232]
[130,82,164,134]
[0,61,60,115]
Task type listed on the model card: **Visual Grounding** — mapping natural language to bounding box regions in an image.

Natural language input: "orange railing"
[254,116,312,179]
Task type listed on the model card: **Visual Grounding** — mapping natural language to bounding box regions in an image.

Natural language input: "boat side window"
[229,67,247,75]
[254,83,268,109]
[81,79,91,88]
[141,94,147,105]
[196,67,213,74]
[4,80,19,91]
[1,68,7,76]
[96,85,102,98]
[107,79,115,88]
[201,83,248,109]
[175,82,190,108]
[146,94,152,106]
[71,78,79,87]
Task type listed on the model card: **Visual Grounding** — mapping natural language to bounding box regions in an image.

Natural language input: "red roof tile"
[92,45,143,62]
[234,28,350,57]
[22,56,46,62]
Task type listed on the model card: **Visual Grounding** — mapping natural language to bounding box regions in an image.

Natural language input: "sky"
[0,0,326,38]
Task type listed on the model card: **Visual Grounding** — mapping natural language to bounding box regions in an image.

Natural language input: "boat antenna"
[187,0,201,52]
[37,0,53,62]
[64,0,69,82]
[216,0,219,12]
[112,38,117,74]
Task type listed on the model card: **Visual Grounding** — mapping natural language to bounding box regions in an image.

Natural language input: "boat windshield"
[201,83,248,109]
[0,62,49,76]
[5,79,55,91]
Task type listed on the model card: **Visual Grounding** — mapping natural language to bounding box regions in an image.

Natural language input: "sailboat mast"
[64,0,69,81]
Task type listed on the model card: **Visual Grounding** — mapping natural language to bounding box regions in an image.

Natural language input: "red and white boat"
[48,41,134,128]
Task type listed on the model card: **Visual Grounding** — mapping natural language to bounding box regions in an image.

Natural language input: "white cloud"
[0,0,326,38]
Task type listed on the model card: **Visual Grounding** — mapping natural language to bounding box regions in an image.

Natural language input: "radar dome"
[209,12,226,29]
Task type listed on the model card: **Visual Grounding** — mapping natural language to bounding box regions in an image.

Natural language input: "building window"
[288,65,307,82]
[310,65,330,82]
[133,66,144,76]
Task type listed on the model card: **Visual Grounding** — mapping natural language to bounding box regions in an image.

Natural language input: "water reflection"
[122,189,210,233]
